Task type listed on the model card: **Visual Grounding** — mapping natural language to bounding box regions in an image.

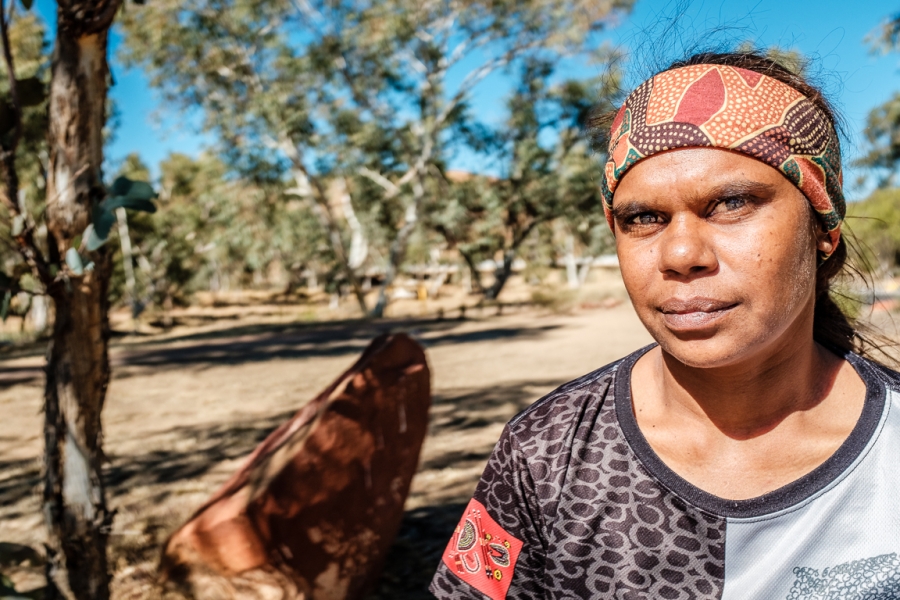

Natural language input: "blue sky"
[33,0,900,199]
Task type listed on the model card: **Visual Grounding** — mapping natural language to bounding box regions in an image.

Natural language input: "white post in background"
[116,207,138,330]
[565,235,579,289]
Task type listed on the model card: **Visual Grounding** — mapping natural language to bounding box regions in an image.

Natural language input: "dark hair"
[592,50,893,363]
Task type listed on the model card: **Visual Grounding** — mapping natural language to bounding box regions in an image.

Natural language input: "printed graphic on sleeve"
[441,498,524,600]
[786,553,900,599]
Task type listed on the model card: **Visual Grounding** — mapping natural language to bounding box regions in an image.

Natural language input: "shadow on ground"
[369,378,562,598]
[104,411,298,498]
[1,316,570,598]
[0,410,298,512]
[0,316,561,389]
[114,321,559,372]
[366,503,467,600]
[2,377,560,597]
[0,459,41,521]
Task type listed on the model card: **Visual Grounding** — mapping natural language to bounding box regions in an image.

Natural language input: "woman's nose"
[657,215,718,279]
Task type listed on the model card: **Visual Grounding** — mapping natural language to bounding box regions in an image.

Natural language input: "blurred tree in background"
[0,12,48,327]
[109,152,327,319]
[847,187,900,275]
[118,0,633,317]
[848,12,900,276]
[427,57,620,299]
[858,12,900,184]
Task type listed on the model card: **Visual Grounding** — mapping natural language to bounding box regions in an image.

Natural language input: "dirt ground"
[3,272,898,599]
[0,274,657,599]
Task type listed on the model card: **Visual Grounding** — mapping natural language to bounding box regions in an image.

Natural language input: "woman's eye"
[711,196,748,214]
[631,213,661,225]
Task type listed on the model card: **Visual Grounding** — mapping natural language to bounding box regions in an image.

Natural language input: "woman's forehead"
[614,147,791,199]
[601,63,844,254]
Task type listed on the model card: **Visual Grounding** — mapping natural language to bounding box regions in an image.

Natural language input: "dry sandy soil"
[0,282,656,598]
[3,275,898,599]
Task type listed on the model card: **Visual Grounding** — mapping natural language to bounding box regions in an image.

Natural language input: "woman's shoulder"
[846,351,900,390]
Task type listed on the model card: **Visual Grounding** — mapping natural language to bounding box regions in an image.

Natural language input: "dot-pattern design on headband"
[602,64,844,255]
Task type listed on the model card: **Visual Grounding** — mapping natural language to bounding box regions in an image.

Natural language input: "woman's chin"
[654,332,761,370]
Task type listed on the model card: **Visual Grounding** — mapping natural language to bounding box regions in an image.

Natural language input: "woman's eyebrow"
[611,200,650,220]
[703,180,777,199]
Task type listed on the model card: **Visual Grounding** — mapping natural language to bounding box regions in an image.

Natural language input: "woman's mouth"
[657,297,738,330]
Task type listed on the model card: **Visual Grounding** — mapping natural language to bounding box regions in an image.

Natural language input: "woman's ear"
[814,220,834,256]
[816,235,834,256]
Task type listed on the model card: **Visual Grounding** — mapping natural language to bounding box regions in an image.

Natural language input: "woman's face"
[613,148,831,369]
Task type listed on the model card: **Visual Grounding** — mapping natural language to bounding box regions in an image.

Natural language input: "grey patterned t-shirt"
[429,345,900,600]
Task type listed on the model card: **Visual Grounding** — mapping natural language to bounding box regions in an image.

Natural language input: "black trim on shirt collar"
[614,344,887,519]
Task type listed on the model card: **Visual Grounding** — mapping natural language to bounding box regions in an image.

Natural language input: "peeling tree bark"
[42,3,122,598]
[43,260,114,600]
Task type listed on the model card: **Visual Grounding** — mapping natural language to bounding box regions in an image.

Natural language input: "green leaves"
[0,290,10,322]
[106,196,156,214]
[17,77,45,107]
[0,100,12,137]
[0,77,46,147]
[65,248,84,275]
[85,176,158,251]
[856,91,900,182]
[858,13,900,183]
[845,187,900,272]
[868,12,900,53]
[114,0,632,311]
[0,271,19,321]
[107,176,157,213]
[10,215,24,237]
[87,208,115,250]
[110,175,151,199]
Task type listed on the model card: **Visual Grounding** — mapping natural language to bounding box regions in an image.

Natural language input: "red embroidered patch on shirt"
[441,498,524,599]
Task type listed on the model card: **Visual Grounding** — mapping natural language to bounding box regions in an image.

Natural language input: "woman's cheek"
[619,244,657,304]
[745,217,816,325]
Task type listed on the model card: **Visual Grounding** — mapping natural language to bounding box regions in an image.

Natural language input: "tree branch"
[0,0,22,156]
[0,0,50,285]
[358,167,400,196]
[59,0,122,35]
[279,135,368,312]
[289,0,327,30]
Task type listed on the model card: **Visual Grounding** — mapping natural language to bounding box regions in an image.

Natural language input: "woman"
[429,52,900,600]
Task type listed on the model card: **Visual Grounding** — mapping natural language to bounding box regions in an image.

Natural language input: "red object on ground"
[159,333,431,599]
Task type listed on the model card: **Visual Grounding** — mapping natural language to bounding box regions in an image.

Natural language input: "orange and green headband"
[601,64,844,255]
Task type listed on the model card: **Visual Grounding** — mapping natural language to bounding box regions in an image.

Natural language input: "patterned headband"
[601,64,844,255]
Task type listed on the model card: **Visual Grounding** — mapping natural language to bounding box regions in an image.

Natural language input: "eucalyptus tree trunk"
[484,222,539,301]
[369,167,426,319]
[284,156,369,315]
[42,2,121,597]
[460,250,483,294]
[485,250,516,301]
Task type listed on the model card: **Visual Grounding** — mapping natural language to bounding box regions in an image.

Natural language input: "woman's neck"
[631,323,867,500]
[657,337,841,439]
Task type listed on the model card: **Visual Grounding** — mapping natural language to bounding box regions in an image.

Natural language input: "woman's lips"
[657,297,738,330]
